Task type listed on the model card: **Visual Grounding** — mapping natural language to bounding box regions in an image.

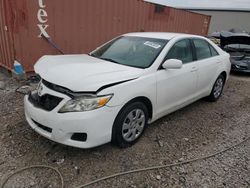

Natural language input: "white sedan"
[24,32,231,148]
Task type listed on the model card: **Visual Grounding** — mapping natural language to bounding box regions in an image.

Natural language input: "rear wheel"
[112,102,148,148]
[206,74,225,102]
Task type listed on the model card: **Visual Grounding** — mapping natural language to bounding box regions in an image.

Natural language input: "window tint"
[193,39,212,60]
[166,39,193,63]
[209,45,219,56]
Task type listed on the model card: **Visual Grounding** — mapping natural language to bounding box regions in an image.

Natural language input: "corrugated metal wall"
[0,0,210,72]
[0,0,14,70]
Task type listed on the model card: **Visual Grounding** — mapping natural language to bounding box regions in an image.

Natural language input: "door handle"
[191,67,198,72]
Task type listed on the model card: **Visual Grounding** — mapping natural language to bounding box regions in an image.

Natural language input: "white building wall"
[192,10,250,34]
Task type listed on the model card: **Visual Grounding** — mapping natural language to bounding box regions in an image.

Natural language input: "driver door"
[156,39,199,118]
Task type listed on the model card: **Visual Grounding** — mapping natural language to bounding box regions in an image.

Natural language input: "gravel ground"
[0,72,250,188]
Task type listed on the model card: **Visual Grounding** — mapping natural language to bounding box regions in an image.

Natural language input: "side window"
[165,39,193,64]
[209,45,219,57]
[193,39,212,60]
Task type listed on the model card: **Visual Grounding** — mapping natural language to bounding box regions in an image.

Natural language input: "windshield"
[90,36,168,68]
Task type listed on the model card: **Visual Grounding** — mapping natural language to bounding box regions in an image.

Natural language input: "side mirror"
[162,59,183,69]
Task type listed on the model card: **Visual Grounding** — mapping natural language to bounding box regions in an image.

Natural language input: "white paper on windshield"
[144,41,161,49]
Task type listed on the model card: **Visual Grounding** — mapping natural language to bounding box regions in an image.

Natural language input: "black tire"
[206,74,225,102]
[112,102,149,148]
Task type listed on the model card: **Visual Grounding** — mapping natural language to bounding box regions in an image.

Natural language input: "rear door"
[192,38,221,95]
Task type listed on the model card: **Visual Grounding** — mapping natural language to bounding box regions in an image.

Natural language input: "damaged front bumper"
[24,83,121,148]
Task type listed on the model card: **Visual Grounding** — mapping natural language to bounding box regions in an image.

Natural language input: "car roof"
[123,32,201,40]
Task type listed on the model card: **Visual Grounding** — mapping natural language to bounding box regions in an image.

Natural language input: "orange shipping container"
[0,0,211,72]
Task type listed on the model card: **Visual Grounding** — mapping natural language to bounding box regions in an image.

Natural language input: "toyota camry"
[24,32,231,148]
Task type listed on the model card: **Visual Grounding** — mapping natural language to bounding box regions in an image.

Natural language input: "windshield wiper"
[100,57,120,64]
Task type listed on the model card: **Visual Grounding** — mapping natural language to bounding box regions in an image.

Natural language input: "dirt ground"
[0,72,250,188]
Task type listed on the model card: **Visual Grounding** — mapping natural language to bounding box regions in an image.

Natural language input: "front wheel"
[206,74,225,102]
[112,102,149,148]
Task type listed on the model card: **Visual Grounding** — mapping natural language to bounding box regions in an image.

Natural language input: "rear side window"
[165,39,193,64]
[193,39,212,60]
[210,45,219,56]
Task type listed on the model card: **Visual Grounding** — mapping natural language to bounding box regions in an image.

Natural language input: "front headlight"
[58,94,113,113]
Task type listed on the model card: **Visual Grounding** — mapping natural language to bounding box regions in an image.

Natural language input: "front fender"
[98,74,157,115]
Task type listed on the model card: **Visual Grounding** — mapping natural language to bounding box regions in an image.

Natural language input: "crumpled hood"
[35,54,144,92]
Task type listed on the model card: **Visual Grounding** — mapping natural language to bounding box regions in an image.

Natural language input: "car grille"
[28,92,63,111]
